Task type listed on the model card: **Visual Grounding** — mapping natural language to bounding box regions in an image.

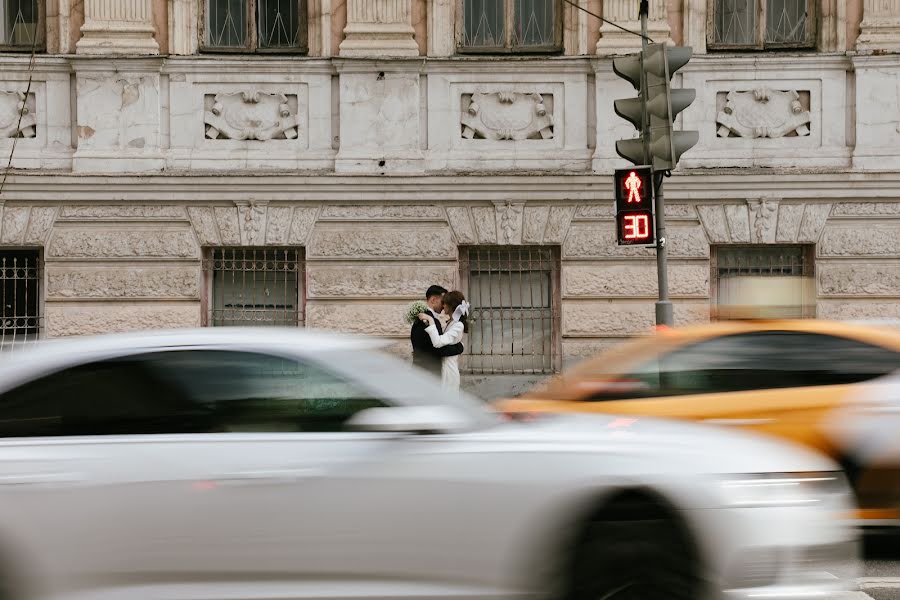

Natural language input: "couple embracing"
[409,285,470,392]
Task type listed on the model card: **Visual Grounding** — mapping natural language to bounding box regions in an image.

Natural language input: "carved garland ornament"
[717,88,811,139]
[461,91,554,141]
[204,91,300,141]
[0,92,36,138]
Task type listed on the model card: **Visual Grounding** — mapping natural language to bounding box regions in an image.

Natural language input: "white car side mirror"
[347,405,471,435]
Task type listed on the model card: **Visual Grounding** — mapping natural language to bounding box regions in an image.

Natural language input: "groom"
[410,285,464,377]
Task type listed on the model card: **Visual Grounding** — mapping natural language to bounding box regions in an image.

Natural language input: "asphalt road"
[860,535,900,600]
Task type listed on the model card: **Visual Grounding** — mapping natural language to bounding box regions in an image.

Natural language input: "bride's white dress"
[424,319,465,391]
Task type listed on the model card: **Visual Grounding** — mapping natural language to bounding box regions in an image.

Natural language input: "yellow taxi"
[496,320,900,525]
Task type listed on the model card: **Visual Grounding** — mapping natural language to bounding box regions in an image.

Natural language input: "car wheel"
[566,511,701,600]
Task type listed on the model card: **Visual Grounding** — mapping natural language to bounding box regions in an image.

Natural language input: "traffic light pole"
[639,0,674,328]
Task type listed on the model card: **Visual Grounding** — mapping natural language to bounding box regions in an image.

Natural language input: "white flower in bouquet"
[405,300,429,324]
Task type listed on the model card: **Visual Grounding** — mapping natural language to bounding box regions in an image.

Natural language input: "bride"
[417,290,469,391]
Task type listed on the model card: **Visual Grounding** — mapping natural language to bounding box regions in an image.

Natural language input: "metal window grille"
[710,0,814,50]
[203,247,304,327]
[461,246,560,375]
[713,245,815,320]
[461,0,560,53]
[0,0,42,50]
[1,250,42,351]
[203,0,307,52]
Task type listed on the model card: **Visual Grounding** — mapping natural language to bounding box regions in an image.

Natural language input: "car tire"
[565,508,702,600]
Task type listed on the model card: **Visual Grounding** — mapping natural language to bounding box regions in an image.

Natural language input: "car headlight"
[718,472,846,507]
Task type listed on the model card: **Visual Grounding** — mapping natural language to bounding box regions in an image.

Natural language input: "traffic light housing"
[614,166,655,247]
[612,43,698,172]
[612,52,646,166]
[643,44,699,172]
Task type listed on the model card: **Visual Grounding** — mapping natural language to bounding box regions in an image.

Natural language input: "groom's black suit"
[410,309,464,377]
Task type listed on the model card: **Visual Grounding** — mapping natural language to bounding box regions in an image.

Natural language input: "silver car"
[0,329,859,600]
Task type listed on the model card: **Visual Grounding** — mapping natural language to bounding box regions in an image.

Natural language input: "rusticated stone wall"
[4,197,900,397]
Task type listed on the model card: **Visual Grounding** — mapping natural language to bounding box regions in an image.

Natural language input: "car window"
[588,331,900,400]
[0,350,388,437]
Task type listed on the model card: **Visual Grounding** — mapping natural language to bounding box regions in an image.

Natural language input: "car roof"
[0,328,389,382]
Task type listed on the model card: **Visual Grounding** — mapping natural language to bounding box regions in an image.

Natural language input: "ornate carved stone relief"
[187,204,320,246]
[204,92,300,141]
[697,202,831,244]
[0,205,57,245]
[716,88,811,138]
[445,204,574,245]
[0,92,36,138]
[461,92,554,141]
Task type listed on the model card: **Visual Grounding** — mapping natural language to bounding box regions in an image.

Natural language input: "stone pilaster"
[76,0,159,55]
[857,0,900,53]
[682,0,706,54]
[596,0,670,55]
[339,0,419,56]
[427,0,454,56]
[167,0,197,55]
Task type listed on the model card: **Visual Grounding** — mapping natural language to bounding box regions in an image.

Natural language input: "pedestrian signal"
[614,166,655,247]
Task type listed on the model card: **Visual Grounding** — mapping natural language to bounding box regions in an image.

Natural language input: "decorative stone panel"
[308,225,456,259]
[563,223,709,259]
[24,207,58,244]
[306,302,410,336]
[697,202,831,244]
[0,206,56,245]
[47,303,199,337]
[819,263,900,297]
[820,225,900,257]
[47,266,199,299]
[832,203,900,217]
[60,205,186,220]
[563,301,710,336]
[575,204,696,220]
[320,205,445,220]
[189,204,320,247]
[563,264,709,298]
[0,92,36,138]
[204,92,300,141]
[544,206,577,244]
[445,204,573,246]
[47,228,199,259]
[716,89,811,139]
[460,92,554,141]
[472,207,498,244]
[818,301,900,321]
[289,207,320,245]
[494,201,525,245]
[446,207,477,244]
[307,265,458,298]
[0,206,31,244]
[236,201,268,246]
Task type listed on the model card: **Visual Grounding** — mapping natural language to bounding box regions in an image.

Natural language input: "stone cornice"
[2,172,900,202]
[161,56,337,76]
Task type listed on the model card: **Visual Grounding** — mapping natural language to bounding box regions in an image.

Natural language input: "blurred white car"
[0,329,859,600]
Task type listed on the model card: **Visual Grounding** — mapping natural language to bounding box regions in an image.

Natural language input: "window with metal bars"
[709,0,815,50]
[459,0,561,53]
[202,0,307,52]
[461,246,560,375]
[712,245,815,319]
[203,247,304,327]
[0,0,42,51]
[1,249,42,350]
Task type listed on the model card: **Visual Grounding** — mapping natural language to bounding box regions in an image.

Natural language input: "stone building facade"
[0,0,899,396]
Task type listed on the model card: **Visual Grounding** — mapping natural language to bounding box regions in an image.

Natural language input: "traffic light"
[643,43,699,172]
[614,166,655,247]
[612,52,646,166]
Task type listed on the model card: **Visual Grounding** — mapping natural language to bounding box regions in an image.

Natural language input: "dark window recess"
[1,250,41,350]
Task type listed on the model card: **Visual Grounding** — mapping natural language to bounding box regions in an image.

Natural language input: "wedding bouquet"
[405,300,429,324]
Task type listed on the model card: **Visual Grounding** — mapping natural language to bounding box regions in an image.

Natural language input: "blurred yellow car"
[496,320,900,525]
